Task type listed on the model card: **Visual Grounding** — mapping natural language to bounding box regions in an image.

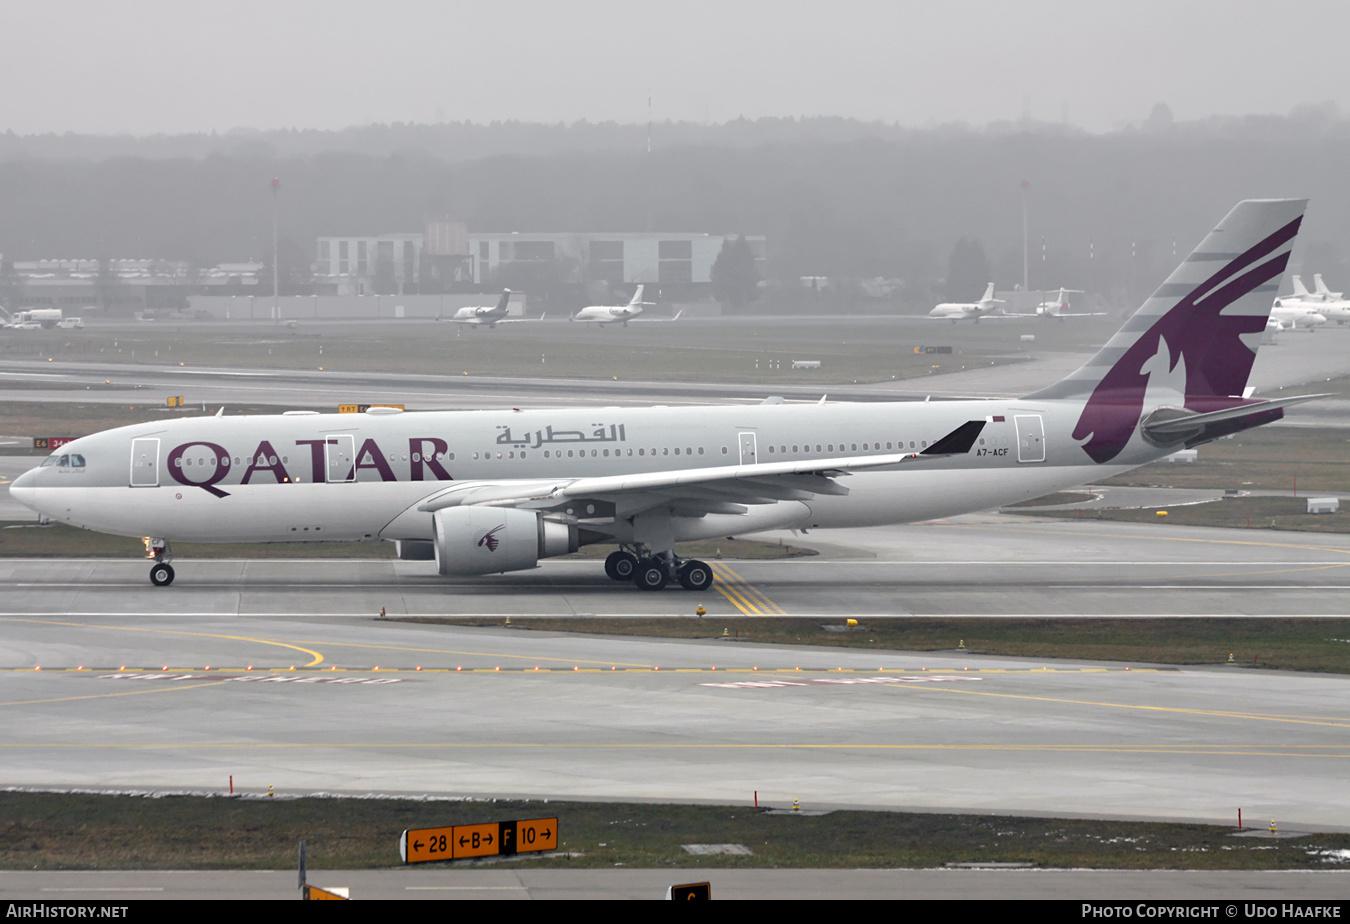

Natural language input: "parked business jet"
[11,200,1324,593]
[1270,283,1330,329]
[1300,274,1350,323]
[1035,288,1102,318]
[444,290,541,328]
[571,286,677,326]
[928,283,1007,322]
[1313,274,1343,299]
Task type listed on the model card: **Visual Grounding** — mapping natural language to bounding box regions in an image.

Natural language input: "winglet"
[921,420,986,456]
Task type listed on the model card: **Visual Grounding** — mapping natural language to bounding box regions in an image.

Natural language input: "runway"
[5,516,1350,618]
[2,517,1349,834]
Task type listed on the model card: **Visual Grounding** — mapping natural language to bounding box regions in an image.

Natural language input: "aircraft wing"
[629,310,682,322]
[417,419,985,517]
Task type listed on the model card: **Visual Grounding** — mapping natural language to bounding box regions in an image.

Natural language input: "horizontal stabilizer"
[1142,394,1328,437]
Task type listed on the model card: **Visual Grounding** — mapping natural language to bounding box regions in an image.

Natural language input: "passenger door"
[130,438,159,486]
[325,434,356,483]
[1015,415,1046,463]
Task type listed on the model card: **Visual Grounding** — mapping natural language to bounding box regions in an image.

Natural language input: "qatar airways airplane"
[10,200,1322,592]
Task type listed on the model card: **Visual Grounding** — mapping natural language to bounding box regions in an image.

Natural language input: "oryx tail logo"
[1074,215,1301,465]
[477,525,506,552]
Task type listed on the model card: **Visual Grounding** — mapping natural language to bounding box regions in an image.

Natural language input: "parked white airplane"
[1300,274,1350,323]
[11,200,1323,593]
[444,290,541,328]
[1270,278,1331,329]
[1035,288,1102,318]
[928,283,1007,322]
[571,286,678,325]
[1313,274,1343,299]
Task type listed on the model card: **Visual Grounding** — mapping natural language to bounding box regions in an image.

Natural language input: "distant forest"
[2,112,1349,310]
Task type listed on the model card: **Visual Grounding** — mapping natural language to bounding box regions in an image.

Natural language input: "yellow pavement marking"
[274,638,654,668]
[710,562,785,615]
[0,617,653,669]
[0,618,324,667]
[890,682,1350,728]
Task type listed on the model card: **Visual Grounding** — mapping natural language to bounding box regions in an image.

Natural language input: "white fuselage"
[11,400,1148,548]
[452,305,507,323]
[574,304,641,323]
[1270,299,1328,328]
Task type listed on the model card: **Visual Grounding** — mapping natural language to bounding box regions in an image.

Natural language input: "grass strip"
[395,616,1350,674]
[1,792,1345,871]
[1016,495,1350,533]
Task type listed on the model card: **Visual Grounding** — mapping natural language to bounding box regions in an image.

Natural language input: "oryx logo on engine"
[477,525,505,551]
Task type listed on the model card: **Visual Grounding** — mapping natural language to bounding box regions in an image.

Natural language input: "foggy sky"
[4,0,1348,137]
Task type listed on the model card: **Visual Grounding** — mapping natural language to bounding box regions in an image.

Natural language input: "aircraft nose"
[9,466,38,508]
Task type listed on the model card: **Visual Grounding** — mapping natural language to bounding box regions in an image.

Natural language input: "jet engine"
[432,506,578,576]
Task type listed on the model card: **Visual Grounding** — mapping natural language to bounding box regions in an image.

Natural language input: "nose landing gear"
[147,538,175,587]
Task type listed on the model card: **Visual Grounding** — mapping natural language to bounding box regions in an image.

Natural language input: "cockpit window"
[41,453,86,469]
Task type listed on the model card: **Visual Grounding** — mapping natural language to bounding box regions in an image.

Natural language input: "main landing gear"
[604,549,714,592]
[147,538,175,587]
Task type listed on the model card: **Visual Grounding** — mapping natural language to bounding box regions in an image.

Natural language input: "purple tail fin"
[1028,199,1306,464]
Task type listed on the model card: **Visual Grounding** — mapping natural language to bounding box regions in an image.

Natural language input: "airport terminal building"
[314,222,766,295]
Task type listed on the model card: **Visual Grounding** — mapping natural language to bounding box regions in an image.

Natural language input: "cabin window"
[792,445,799,453]
[815,444,822,452]
[721,446,728,454]
[851,443,857,452]
[567,450,574,458]
[603,449,610,457]
[638,449,644,456]
[674,448,680,455]
[697,447,704,455]
[768,446,775,454]
[921,441,928,448]
[662,448,669,456]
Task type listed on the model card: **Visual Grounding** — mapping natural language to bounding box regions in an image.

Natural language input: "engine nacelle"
[432,507,578,576]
